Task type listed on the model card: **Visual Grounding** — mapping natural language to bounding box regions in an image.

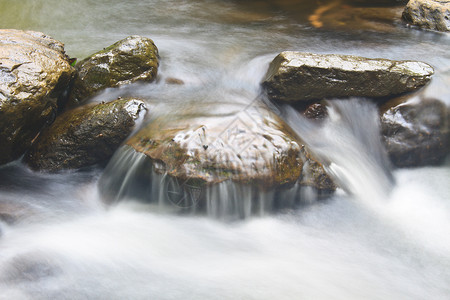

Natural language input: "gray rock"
[69,35,159,106]
[381,97,449,167]
[262,51,434,102]
[403,0,450,32]
[0,29,76,165]
[25,98,147,171]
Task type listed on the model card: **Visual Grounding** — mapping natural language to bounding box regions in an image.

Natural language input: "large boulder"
[99,101,335,216]
[69,35,159,106]
[402,0,450,32]
[124,102,334,192]
[0,29,76,165]
[25,98,147,171]
[381,97,449,167]
[262,51,434,103]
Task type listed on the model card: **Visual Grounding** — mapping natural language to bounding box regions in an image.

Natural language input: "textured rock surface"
[0,29,75,165]
[126,102,335,191]
[69,35,159,106]
[262,51,434,102]
[381,97,449,167]
[304,103,328,120]
[26,98,146,171]
[403,0,450,32]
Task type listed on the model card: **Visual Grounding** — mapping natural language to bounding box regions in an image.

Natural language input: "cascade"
[284,99,395,203]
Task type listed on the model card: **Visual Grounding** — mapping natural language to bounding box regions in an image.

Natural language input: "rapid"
[0,0,449,299]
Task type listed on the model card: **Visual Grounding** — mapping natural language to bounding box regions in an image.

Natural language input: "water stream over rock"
[0,0,449,299]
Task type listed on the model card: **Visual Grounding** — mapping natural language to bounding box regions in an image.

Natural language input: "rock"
[125,102,335,192]
[1,253,61,283]
[381,97,449,167]
[69,35,159,106]
[0,29,76,165]
[262,51,434,103]
[0,202,35,225]
[165,77,184,85]
[304,103,328,120]
[25,98,147,171]
[402,0,450,32]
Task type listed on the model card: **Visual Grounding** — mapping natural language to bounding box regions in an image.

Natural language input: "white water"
[0,166,449,299]
[0,0,449,299]
[284,99,394,203]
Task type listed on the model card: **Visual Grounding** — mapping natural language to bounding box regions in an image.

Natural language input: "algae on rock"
[69,35,159,106]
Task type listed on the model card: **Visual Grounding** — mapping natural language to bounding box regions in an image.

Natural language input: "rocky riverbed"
[0,23,449,211]
[0,1,449,299]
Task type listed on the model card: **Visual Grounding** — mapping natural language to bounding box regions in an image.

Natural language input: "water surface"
[0,0,449,299]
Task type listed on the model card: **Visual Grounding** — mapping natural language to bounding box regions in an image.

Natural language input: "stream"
[0,0,449,299]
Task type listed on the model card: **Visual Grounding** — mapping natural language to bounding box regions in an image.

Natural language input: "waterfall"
[99,99,394,217]
[284,99,394,203]
[98,146,330,219]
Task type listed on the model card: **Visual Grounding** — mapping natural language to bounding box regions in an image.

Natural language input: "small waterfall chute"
[283,98,394,203]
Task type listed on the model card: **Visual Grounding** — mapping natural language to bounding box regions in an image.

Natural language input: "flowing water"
[0,0,450,299]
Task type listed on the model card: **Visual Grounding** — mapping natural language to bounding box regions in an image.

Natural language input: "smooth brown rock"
[304,103,328,120]
[0,29,76,165]
[26,98,147,171]
[262,51,434,103]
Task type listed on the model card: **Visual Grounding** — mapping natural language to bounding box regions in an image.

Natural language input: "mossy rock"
[69,35,159,106]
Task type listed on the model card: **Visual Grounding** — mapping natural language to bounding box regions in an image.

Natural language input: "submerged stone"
[381,97,449,167]
[402,0,450,32]
[309,2,404,32]
[0,29,76,165]
[1,253,61,283]
[69,35,159,106]
[262,51,434,103]
[0,202,35,225]
[26,98,147,172]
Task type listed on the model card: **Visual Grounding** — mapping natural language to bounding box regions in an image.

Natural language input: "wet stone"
[381,97,450,167]
[69,35,159,106]
[262,51,434,103]
[304,103,328,120]
[25,98,147,172]
[124,101,335,192]
[403,0,450,32]
[0,29,76,165]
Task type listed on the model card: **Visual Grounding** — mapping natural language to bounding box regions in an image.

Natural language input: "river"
[0,0,449,299]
